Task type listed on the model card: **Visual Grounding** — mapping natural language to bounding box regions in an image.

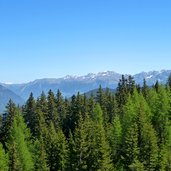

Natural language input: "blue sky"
[0,0,171,83]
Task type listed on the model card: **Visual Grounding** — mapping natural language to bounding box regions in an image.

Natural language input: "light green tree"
[7,110,34,171]
[0,143,9,171]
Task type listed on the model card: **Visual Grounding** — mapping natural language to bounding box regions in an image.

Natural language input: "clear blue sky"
[0,0,171,83]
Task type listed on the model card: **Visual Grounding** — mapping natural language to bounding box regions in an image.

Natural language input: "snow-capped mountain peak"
[1,69,171,101]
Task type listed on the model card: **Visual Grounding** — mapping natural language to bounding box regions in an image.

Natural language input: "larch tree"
[0,142,9,171]
[109,115,122,168]
[7,110,34,171]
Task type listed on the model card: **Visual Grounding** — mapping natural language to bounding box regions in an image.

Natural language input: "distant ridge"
[0,69,170,111]
[0,85,24,113]
[84,88,115,98]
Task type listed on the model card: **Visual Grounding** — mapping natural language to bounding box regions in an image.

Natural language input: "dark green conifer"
[46,90,60,130]
[56,89,66,128]
[45,122,68,171]
[24,92,38,137]
[167,74,171,88]
[124,122,140,170]
[33,137,49,171]
[0,100,17,146]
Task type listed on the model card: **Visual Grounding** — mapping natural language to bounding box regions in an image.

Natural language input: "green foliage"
[96,85,105,107]
[124,122,140,170]
[108,115,122,167]
[8,142,22,171]
[56,89,67,128]
[167,74,171,88]
[0,143,9,171]
[1,75,171,170]
[33,138,49,171]
[68,116,91,170]
[0,115,2,125]
[44,122,68,171]
[46,90,59,130]
[7,110,34,171]
[92,108,114,171]
[129,160,144,171]
[138,112,158,171]
[93,123,114,171]
[23,92,37,137]
[0,100,18,146]
[69,115,114,171]
[93,103,103,124]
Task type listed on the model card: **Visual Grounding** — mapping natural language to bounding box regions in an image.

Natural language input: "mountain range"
[0,69,171,113]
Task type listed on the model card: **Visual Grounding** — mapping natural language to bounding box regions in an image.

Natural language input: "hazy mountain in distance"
[84,88,116,98]
[134,70,171,85]
[0,85,24,113]
[2,71,121,100]
[1,70,171,101]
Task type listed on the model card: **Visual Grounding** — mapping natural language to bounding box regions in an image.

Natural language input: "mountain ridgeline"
[0,69,171,112]
[1,75,171,170]
[0,85,24,112]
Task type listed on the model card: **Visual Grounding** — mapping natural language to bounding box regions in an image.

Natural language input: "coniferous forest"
[1,75,171,171]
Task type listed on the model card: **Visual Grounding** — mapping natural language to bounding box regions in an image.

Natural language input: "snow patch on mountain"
[146,75,153,79]
[1,69,171,101]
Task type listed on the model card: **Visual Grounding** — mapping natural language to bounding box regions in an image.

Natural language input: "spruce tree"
[129,160,144,171]
[142,78,149,99]
[154,80,159,93]
[69,112,114,171]
[0,115,2,126]
[92,103,103,124]
[33,138,49,171]
[123,122,140,170]
[68,131,78,171]
[92,105,114,170]
[165,127,171,170]
[35,91,48,138]
[56,89,66,129]
[93,120,114,170]
[140,123,158,171]
[116,75,128,113]
[24,92,38,137]
[96,85,104,107]
[0,100,17,146]
[87,93,95,119]
[44,122,68,171]
[137,109,158,171]
[65,94,82,134]
[156,86,170,143]
[36,91,48,115]
[46,90,60,131]
[127,75,135,95]
[167,74,171,88]
[122,93,137,133]
[68,116,90,171]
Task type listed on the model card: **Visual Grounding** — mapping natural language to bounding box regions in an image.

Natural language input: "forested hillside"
[1,75,171,171]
